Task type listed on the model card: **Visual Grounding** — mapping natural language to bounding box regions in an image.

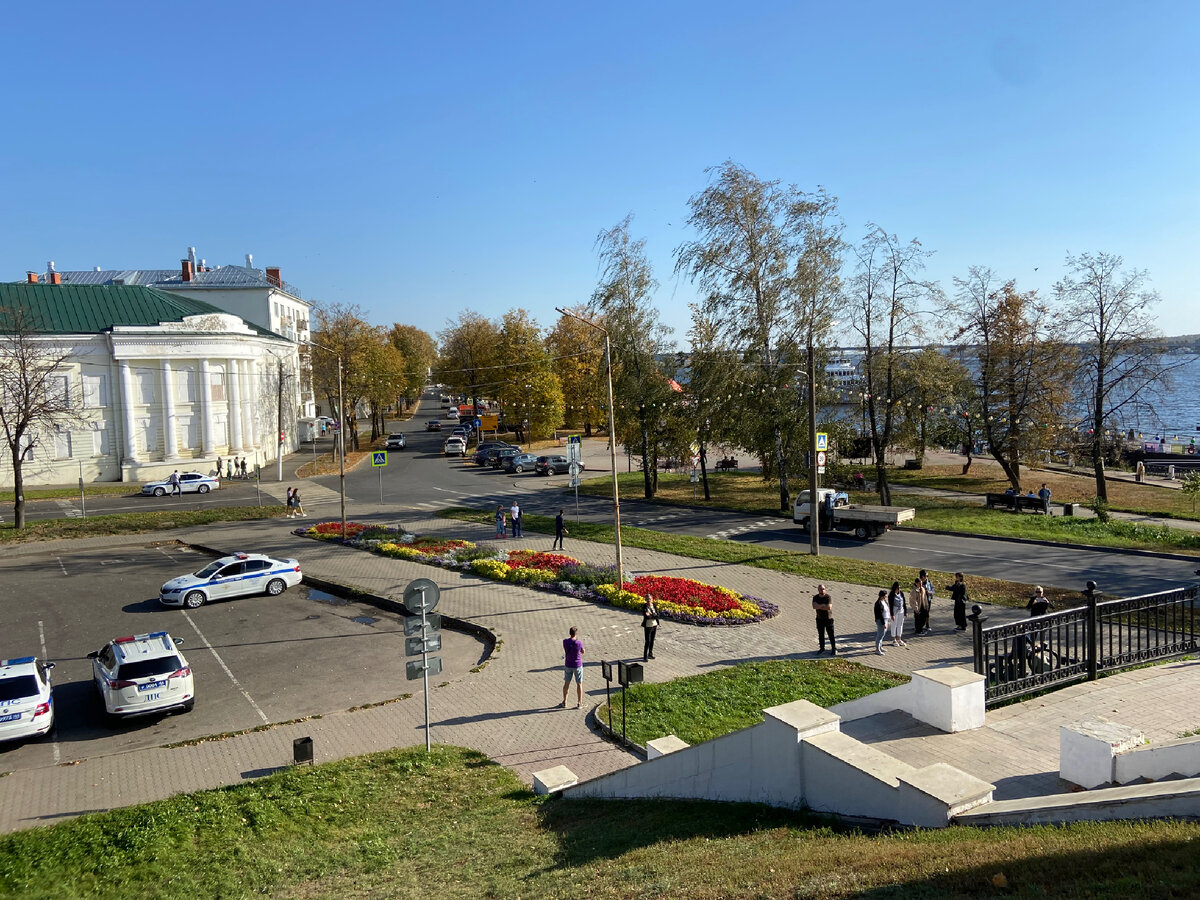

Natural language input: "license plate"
[139,680,167,692]
[143,693,162,702]
[0,712,21,723]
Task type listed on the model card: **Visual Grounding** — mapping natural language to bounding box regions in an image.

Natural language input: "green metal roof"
[0,283,279,337]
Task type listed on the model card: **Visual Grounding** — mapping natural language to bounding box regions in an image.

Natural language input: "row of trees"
[524,161,1179,508]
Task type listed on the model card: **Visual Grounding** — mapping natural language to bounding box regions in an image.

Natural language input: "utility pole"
[277,358,286,482]
[808,335,820,556]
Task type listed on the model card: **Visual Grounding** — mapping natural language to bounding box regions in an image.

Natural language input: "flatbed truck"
[793,488,915,541]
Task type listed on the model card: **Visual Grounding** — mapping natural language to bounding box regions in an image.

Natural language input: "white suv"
[0,656,55,742]
[89,632,194,720]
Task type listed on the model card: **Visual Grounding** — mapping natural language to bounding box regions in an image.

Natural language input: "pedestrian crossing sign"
[372,451,388,467]
[816,432,828,451]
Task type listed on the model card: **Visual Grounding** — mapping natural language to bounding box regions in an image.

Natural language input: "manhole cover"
[352,615,378,626]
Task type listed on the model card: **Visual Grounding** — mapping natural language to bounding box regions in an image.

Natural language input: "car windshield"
[195,561,224,578]
[0,675,38,701]
[117,656,183,680]
[389,434,403,439]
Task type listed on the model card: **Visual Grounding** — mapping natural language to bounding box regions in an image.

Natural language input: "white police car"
[88,632,194,720]
[141,471,220,497]
[159,552,303,608]
[0,656,55,742]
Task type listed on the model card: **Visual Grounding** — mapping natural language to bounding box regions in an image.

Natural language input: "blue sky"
[3,1,1198,343]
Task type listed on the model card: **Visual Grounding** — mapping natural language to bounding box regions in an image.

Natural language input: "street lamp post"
[554,307,623,584]
[304,340,347,541]
[807,336,819,557]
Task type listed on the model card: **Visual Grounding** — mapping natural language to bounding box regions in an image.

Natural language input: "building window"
[176,367,197,403]
[179,415,197,450]
[211,365,226,402]
[53,427,72,460]
[213,415,228,448]
[136,370,156,406]
[45,374,70,407]
[91,424,111,457]
[82,373,108,409]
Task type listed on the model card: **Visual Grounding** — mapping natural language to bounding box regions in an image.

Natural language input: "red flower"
[618,575,741,614]
[507,550,576,573]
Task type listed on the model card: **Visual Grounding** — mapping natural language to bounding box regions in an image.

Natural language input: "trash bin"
[1064,503,1075,516]
[293,736,314,765]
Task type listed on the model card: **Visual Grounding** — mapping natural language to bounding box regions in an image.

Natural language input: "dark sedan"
[503,452,539,474]
[535,455,586,476]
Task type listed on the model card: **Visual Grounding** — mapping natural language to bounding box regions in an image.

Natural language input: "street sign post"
[372,451,388,503]
[817,450,826,476]
[816,432,829,451]
[403,578,442,751]
[403,613,442,635]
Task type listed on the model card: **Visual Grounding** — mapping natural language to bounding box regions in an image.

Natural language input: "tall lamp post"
[807,336,819,557]
[303,340,347,541]
[554,307,623,584]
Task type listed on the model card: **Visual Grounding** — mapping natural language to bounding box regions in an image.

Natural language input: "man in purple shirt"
[562,626,584,709]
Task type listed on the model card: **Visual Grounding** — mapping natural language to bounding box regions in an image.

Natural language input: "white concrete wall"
[802,730,915,822]
[830,683,912,722]
[1114,736,1200,784]
[957,777,1200,827]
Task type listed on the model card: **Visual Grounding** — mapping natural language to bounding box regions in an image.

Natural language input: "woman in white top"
[888,581,907,647]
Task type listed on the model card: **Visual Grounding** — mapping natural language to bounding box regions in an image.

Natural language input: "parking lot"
[0,542,485,773]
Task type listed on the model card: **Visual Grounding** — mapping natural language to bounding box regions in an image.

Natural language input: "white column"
[161,360,178,460]
[241,359,257,450]
[199,359,214,454]
[228,359,244,451]
[119,360,140,462]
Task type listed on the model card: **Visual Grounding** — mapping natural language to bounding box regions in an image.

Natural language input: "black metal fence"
[972,585,1199,706]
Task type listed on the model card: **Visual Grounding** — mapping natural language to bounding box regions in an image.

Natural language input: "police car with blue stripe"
[89,632,194,719]
[0,656,55,742]
[159,552,303,608]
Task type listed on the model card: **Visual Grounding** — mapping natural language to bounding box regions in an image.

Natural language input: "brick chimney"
[50,272,62,285]
[265,266,281,287]
[181,259,195,281]
[26,271,38,284]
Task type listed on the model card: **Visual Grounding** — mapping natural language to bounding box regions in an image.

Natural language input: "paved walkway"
[0,514,1196,834]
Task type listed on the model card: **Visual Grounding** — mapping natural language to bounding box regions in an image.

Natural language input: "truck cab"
[794,488,915,541]
[793,489,848,523]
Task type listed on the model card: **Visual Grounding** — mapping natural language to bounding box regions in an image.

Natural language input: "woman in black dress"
[641,596,659,661]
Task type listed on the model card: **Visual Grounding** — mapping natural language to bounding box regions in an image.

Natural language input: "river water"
[1121,353,1200,445]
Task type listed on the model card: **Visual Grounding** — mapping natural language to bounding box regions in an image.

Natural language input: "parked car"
[490,447,522,468]
[385,433,407,450]
[159,552,303,608]
[141,471,219,496]
[444,436,467,456]
[503,452,540,474]
[535,455,585,475]
[0,656,55,743]
[425,419,442,431]
[88,632,194,720]
[472,442,513,466]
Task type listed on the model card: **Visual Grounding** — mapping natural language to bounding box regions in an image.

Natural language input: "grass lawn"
[596,659,908,746]
[437,507,1072,609]
[0,484,140,502]
[3,744,1199,899]
[578,469,787,516]
[0,506,284,543]
[890,463,1200,521]
[895,494,1200,555]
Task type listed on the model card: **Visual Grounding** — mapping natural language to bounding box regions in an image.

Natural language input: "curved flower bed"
[301,522,777,626]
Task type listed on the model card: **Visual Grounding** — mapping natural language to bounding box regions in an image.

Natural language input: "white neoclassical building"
[0,280,303,486]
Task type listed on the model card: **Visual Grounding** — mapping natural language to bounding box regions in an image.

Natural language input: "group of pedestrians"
[494,501,525,538]
[869,570,970,655]
[216,455,250,480]
[284,487,305,518]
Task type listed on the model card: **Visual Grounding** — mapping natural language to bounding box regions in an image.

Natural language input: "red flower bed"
[313,521,369,537]
[619,575,741,614]
[507,550,576,573]
[410,538,472,556]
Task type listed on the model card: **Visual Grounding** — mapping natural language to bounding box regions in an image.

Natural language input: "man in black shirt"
[949,572,969,631]
[553,510,566,550]
[1027,585,1052,617]
[812,584,836,655]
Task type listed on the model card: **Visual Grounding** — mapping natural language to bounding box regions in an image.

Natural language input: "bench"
[985,493,1049,514]
[714,458,739,472]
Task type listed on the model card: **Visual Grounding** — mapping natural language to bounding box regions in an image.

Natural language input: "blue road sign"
[816,432,829,451]
[372,451,388,467]
[475,418,482,427]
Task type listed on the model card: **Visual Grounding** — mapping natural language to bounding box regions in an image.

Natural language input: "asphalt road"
[0,542,483,772]
[322,392,1200,598]
[9,389,1199,598]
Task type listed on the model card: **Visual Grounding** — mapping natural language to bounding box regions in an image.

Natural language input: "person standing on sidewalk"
[285,487,295,518]
[495,505,506,538]
[510,500,522,538]
[1027,585,1052,617]
[920,569,935,632]
[949,572,969,631]
[215,455,223,479]
[911,575,929,636]
[874,589,892,655]
[561,626,584,709]
[641,597,659,661]
[553,509,567,550]
[292,488,305,517]
[812,584,836,655]
[889,581,907,647]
